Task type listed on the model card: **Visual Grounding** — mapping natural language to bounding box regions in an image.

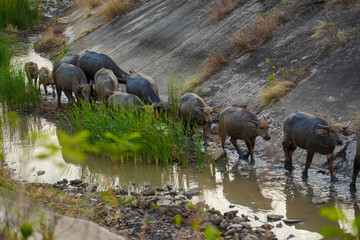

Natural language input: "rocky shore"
[24,178,277,240]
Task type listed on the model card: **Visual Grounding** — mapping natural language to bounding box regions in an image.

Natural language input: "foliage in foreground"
[320,206,360,239]
[0,0,42,31]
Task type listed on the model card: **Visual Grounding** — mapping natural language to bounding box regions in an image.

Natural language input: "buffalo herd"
[25,50,359,190]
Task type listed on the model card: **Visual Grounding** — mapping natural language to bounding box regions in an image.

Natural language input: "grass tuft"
[76,0,103,9]
[35,29,68,54]
[229,13,281,52]
[101,0,146,21]
[258,81,292,107]
[182,52,228,93]
[203,0,245,20]
[77,26,96,40]
[310,20,347,49]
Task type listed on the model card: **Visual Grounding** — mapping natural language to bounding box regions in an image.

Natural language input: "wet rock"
[267,214,283,222]
[156,188,165,192]
[233,216,243,224]
[130,192,138,196]
[207,209,222,216]
[311,196,326,205]
[287,234,295,239]
[70,179,82,185]
[167,185,173,190]
[243,234,259,240]
[214,148,226,161]
[283,219,303,224]
[37,170,45,176]
[141,189,155,196]
[76,193,84,198]
[184,187,201,197]
[261,223,274,230]
[228,223,242,230]
[157,198,174,206]
[224,210,238,220]
[241,222,252,230]
[224,228,236,236]
[178,187,184,192]
[229,204,235,208]
[241,214,250,222]
[117,189,128,195]
[90,198,98,202]
[91,185,97,192]
[276,222,283,228]
[220,219,229,229]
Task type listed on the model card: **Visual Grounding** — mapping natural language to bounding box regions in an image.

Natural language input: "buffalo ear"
[343,129,354,136]
[316,129,328,135]
[248,122,256,128]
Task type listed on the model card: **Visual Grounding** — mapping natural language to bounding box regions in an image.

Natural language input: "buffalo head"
[316,123,354,145]
[248,119,271,141]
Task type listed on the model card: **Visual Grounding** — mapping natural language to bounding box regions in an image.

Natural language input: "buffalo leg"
[230,137,243,158]
[43,84,48,97]
[51,85,56,98]
[56,86,62,107]
[244,139,255,164]
[63,89,75,105]
[302,151,314,179]
[283,140,296,171]
[326,152,337,181]
[350,156,360,190]
[219,124,226,150]
[203,124,209,140]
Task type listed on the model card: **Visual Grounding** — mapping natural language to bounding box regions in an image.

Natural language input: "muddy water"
[5,49,360,240]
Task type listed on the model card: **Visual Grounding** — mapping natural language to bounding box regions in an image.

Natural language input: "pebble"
[70,179,82,185]
[37,170,45,176]
[267,214,284,222]
[141,189,155,196]
[184,187,201,197]
[283,219,303,224]
[311,196,326,205]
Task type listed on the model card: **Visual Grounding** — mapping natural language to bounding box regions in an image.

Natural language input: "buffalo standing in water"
[39,67,55,97]
[282,111,353,181]
[177,92,215,140]
[52,54,80,84]
[55,63,92,107]
[108,92,145,111]
[78,50,129,84]
[126,72,173,113]
[94,68,119,105]
[219,106,270,164]
[350,134,360,190]
[25,61,39,87]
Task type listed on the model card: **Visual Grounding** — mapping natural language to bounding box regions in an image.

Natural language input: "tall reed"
[0,0,41,31]
[0,33,40,111]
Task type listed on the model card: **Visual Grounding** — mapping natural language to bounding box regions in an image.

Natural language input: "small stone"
[117,189,128,195]
[156,188,165,192]
[311,196,326,205]
[229,204,235,208]
[267,214,284,222]
[214,149,226,161]
[224,228,236,236]
[229,224,242,229]
[157,198,174,206]
[91,185,97,192]
[141,189,155,196]
[261,223,274,230]
[130,192,138,196]
[283,219,303,224]
[241,222,252,230]
[233,216,243,224]
[167,185,173,190]
[276,222,283,228]
[70,179,82,185]
[224,210,238,220]
[184,187,201,197]
[76,193,84,198]
[37,170,45,176]
[90,198,98,202]
[287,234,295,239]
[220,219,229,229]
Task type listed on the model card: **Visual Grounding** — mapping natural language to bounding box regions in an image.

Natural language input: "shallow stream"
[4,47,360,240]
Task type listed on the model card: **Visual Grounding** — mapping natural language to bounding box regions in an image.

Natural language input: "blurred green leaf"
[204,226,221,240]
[174,215,182,225]
[20,222,33,239]
[319,206,347,222]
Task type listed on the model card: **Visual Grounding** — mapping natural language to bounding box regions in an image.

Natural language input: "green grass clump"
[66,103,198,169]
[0,0,42,31]
[0,33,40,111]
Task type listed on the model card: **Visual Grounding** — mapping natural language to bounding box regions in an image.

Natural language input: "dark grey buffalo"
[108,92,145,111]
[55,63,92,107]
[126,72,173,112]
[219,106,270,164]
[177,92,214,140]
[282,111,353,181]
[350,134,360,190]
[78,50,129,84]
[52,54,80,85]
[94,68,119,104]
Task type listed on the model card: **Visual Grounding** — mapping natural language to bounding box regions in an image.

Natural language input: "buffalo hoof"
[350,184,357,193]
[301,174,308,182]
[250,159,255,166]
[284,164,294,171]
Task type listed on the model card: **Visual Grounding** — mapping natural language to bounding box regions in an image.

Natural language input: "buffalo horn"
[318,123,330,130]
[249,119,259,125]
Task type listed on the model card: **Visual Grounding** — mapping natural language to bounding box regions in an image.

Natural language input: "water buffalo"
[25,61,39,87]
[108,92,145,111]
[219,106,270,164]
[126,72,173,112]
[55,63,92,107]
[178,92,214,140]
[39,67,55,98]
[78,50,129,84]
[350,134,360,190]
[52,54,80,85]
[94,68,119,104]
[282,111,353,181]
